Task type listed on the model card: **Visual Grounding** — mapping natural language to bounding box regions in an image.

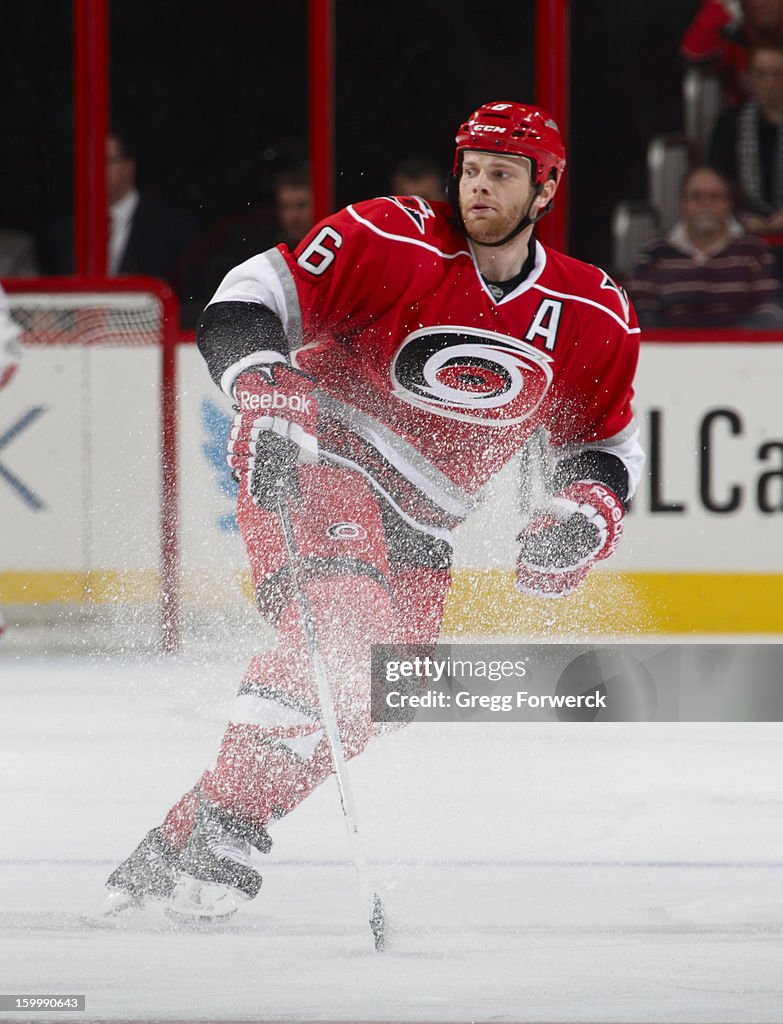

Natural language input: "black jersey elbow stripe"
[552,451,630,505]
[197,301,291,391]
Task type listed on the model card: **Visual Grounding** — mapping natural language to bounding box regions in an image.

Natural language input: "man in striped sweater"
[628,166,783,328]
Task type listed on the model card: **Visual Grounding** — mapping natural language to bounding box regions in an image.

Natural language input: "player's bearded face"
[459,152,537,245]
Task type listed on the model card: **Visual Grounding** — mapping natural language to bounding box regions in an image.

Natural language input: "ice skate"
[86,887,170,929]
[165,802,272,923]
[165,874,245,923]
[90,826,181,926]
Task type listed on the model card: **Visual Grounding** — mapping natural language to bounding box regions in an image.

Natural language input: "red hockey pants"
[162,465,451,844]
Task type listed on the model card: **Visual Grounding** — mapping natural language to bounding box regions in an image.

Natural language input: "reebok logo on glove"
[229,365,319,510]
[584,482,624,557]
[238,389,314,414]
[515,480,625,599]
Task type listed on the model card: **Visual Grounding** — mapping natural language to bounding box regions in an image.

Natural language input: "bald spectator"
[390,157,447,204]
[628,166,783,327]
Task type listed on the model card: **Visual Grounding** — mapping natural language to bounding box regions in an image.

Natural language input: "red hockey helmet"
[452,101,566,186]
[449,101,567,245]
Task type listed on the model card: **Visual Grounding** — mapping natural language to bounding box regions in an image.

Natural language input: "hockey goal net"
[0,278,180,653]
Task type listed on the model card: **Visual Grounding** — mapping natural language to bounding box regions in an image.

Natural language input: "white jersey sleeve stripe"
[533,283,638,334]
[345,205,471,260]
[263,247,304,349]
[207,248,304,348]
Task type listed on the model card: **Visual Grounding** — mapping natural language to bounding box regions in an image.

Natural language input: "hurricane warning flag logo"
[391,326,553,425]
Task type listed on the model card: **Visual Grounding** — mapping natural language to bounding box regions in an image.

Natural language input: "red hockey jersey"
[208,196,642,533]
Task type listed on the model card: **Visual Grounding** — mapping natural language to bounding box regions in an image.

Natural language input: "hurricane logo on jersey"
[326,522,367,540]
[391,326,553,425]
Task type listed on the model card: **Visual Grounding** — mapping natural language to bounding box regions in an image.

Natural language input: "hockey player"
[101,101,644,921]
[0,284,22,641]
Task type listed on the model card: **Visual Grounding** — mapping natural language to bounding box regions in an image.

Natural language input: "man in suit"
[41,131,204,314]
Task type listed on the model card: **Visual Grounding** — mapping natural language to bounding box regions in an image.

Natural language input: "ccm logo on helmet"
[391,325,553,426]
[471,124,507,133]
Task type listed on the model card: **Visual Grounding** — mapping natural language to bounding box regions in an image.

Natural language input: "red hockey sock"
[194,571,394,825]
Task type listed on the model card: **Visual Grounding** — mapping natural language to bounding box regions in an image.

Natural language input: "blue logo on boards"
[0,406,47,510]
[201,399,238,532]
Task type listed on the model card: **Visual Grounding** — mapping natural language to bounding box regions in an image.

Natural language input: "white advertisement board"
[2,339,781,632]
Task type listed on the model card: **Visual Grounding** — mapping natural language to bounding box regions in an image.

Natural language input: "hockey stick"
[277,492,387,952]
[518,426,555,525]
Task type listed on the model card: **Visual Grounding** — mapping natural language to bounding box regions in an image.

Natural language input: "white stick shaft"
[520,426,555,524]
[277,494,385,950]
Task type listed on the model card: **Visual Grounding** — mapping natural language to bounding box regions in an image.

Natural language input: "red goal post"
[1,276,180,652]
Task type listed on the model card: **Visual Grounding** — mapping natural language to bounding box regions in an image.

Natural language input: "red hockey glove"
[516,482,624,598]
[227,365,318,509]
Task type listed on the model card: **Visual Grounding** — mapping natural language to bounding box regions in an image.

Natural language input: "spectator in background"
[272,164,314,248]
[681,0,783,103]
[203,164,314,297]
[40,129,204,314]
[0,229,38,276]
[709,41,783,232]
[390,157,447,203]
[628,165,783,327]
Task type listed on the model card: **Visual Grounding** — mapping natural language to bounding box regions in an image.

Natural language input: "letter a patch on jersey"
[524,298,562,352]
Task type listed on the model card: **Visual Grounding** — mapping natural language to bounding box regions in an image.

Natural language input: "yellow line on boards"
[1,569,782,634]
[442,570,783,635]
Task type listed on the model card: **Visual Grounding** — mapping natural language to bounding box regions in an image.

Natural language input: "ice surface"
[1,648,783,1023]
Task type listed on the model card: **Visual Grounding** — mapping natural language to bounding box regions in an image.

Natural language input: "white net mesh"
[10,291,164,347]
[0,287,173,654]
